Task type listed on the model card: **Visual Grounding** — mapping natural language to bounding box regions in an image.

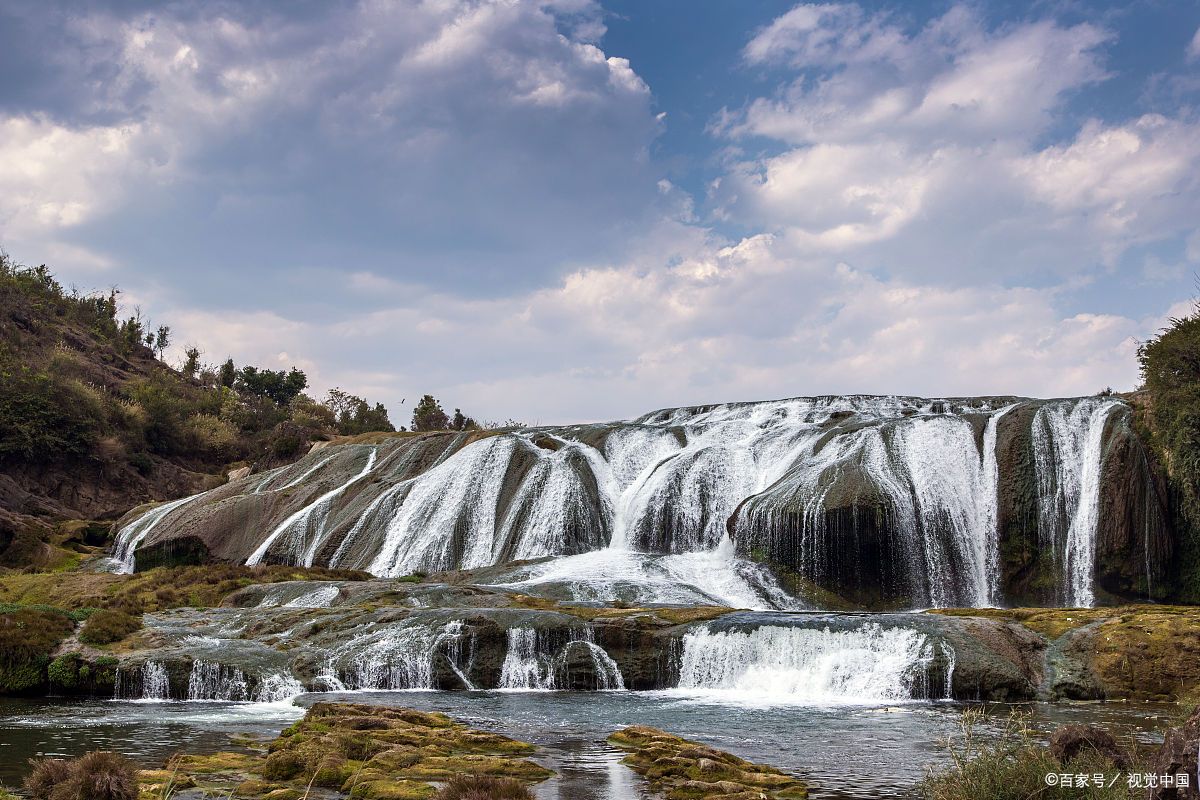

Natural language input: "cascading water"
[110,495,201,574]
[1032,398,1119,607]
[498,627,625,691]
[331,620,473,690]
[114,661,171,701]
[187,661,249,701]
[108,394,1133,611]
[247,447,378,567]
[671,623,950,705]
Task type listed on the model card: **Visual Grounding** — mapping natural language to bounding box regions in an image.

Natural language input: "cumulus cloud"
[0,0,664,303]
[712,4,1200,287]
[3,0,1196,423]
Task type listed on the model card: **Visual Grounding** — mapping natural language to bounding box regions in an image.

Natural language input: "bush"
[25,751,137,800]
[48,653,81,689]
[79,609,141,645]
[436,775,534,800]
[23,758,72,798]
[0,608,75,692]
[1139,304,1200,601]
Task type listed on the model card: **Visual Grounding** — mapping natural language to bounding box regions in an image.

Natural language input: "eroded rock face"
[111,395,1173,611]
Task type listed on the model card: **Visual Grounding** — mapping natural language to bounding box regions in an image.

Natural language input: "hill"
[0,254,396,570]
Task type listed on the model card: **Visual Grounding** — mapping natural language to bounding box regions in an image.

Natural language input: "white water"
[246,447,378,567]
[331,620,472,690]
[669,623,948,706]
[498,628,624,691]
[114,661,171,701]
[187,661,249,701]
[108,395,1125,610]
[110,495,201,574]
[1032,399,1119,607]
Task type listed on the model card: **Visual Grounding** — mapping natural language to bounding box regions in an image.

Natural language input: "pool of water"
[0,692,1177,799]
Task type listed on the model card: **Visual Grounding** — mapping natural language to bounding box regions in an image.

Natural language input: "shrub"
[436,775,534,800]
[48,653,82,689]
[185,413,239,458]
[23,758,72,798]
[25,751,137,800]
[79,609,141,645]
[0,608,75,692]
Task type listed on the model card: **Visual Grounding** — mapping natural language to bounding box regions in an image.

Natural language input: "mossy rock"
[349,779,436,799]
[609,726,807,799]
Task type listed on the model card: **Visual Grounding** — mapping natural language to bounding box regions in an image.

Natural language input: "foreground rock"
[609,725,807,799]
[1150,706,1200,800]
[144,702,551,799]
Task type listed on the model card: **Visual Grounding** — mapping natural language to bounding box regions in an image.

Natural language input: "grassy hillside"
[0,254,393,570]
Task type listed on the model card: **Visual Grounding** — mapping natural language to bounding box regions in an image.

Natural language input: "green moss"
[609,725,807,799]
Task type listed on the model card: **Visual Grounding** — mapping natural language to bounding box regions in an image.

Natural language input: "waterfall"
[110,394,1136,611]
[498,627,625,690]
[246,447,378,567]
[110,495,201,574]
[672,623,950,705]
[187,661,249,701]
[332,620,471,690]
[1033,398,1118,607]
[114,661,171,701]
[253,672,306,702]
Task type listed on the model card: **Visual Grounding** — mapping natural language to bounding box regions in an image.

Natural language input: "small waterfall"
[333,620,471,690]
[673,623,951,705]
[499,629,551,690]
[1033,399,1118,607]
[114,661,171,701]
[187,661,249,701]
[498,628,625,691]
[253,672,306,702]
[110,495,201,574]
[246,447,378,567]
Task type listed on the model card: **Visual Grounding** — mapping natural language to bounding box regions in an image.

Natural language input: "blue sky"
[2,0,1199,423]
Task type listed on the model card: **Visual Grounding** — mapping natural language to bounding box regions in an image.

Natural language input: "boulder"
[1150,706,1200,800]
[1048,724,1130,769]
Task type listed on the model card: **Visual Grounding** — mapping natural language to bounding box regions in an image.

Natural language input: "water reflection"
[0,693,1175,800]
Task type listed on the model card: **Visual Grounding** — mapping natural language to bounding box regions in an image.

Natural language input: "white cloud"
[1189,26,1200,61]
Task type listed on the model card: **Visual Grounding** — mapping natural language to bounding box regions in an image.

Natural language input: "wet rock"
[1149,706,1200,800]
[1048,724,1130,769]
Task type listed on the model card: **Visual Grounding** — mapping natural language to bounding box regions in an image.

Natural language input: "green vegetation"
[0,606,74,693]
[608,725,807,799]
[79,609,142,645]
[0,254,402,570]
[0,564,369,617]
[921,711,1140,800]
[1138,300,1200,601]
[151,702,550,798]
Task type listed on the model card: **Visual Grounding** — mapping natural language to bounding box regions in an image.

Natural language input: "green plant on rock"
[79,609,141,645]
[436,775,532,800]
[47,653,81,689]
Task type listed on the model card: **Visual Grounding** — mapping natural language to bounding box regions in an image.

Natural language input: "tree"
[182,347,201,378]
[236,366,308,406]
[451,408,477,431]
[325,388,394,435]
[153,325,171,359]
[411,394,450,432]
[218,359,236,388]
